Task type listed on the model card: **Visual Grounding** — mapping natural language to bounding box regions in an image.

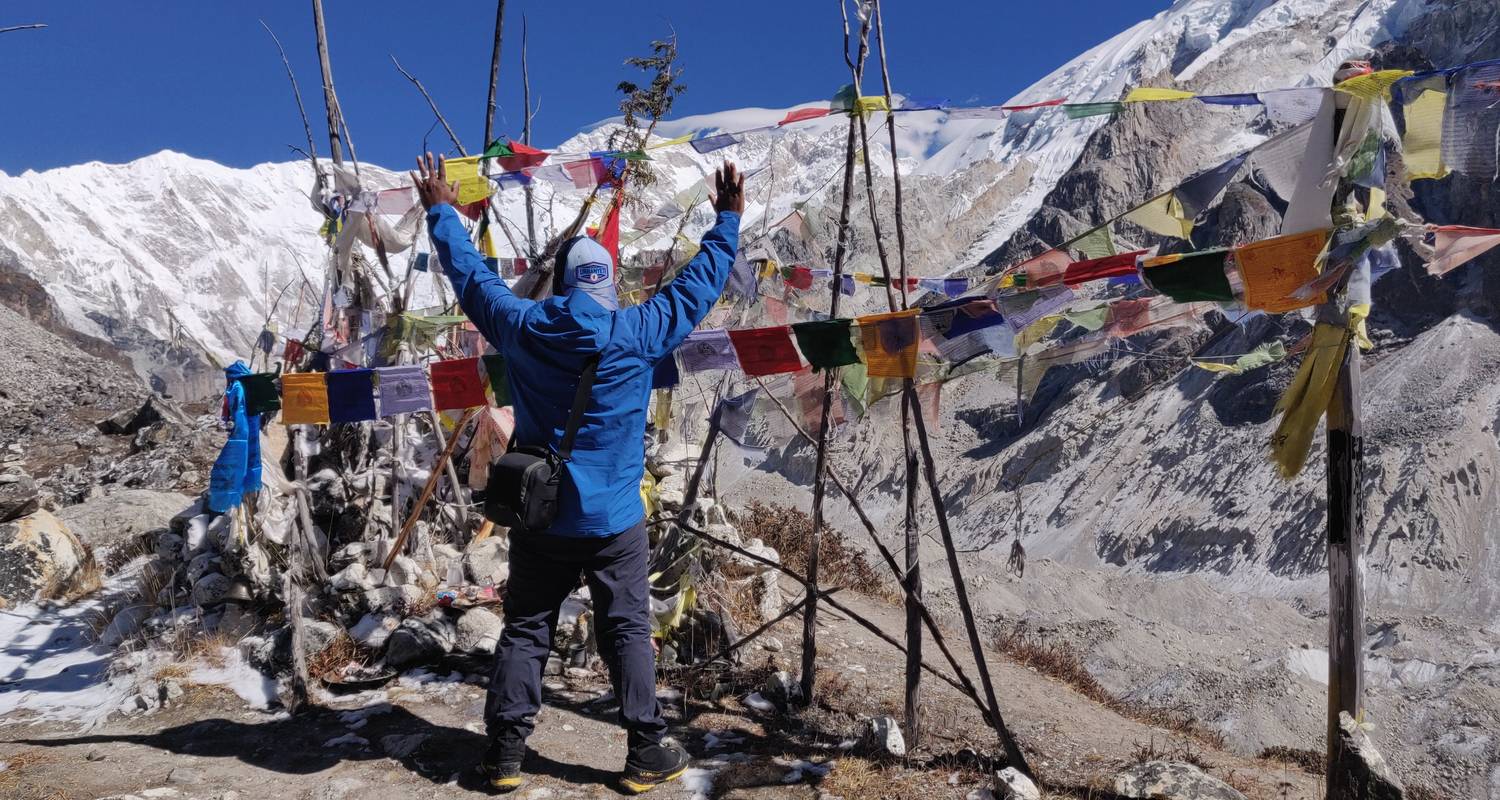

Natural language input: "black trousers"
[484,519,665,745]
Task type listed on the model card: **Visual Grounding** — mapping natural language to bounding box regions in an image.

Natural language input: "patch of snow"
[742,692,776,712]
[188,647,278,709]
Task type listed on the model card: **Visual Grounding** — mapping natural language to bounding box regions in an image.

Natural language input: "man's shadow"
[10,702,619,793]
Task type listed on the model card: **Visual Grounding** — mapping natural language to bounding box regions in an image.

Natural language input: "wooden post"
[309,0,343,166]
[801,22,870,701]
[521,16,538,258]
[482,0,506,150]
[1325,341,1365,795]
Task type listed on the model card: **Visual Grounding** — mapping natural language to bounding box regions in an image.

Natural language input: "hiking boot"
[620,738,690,794]
[481,732,527,793]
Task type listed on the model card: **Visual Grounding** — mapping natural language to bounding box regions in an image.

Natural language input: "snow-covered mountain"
[0,0,1430,399]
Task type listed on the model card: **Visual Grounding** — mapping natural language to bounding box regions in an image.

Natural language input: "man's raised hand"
[711,161,745,215]
[411,152,459,211]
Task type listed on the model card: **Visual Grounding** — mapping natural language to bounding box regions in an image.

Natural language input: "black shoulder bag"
[483,355,599,532]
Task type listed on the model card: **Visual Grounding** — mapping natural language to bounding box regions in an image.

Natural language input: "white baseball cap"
[556,236,619,311]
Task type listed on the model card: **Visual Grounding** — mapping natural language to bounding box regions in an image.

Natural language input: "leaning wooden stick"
[384,406,480,570]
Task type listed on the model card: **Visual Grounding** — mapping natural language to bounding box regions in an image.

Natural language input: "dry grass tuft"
[996,623,1226,748]
[0,749,59,798]
[1129,735,1211,769]
[817,757,934,800]
[1258,744,1324,775]
[737,501,885,595]
[307,630,361,678]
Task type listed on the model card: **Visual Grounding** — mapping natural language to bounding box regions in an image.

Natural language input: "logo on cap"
[575,262,609,285]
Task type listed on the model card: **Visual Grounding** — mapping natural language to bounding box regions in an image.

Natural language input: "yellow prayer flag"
[1235,229,1330,313]
[1270,322,1349,478]
[648,133,696,149]
[856,96,890,115]
[1124,87,1196,102]
[1016,315,1062,352]
[1191,360,1242,374]
[854,273,873,285]
[280,373,331,425]
[1333,69,1414,101]
[444,156,493,205]
[480,226,498,258]
[857,309,921,378]
[1123,193,1194,239]
[1402,89,1449,180]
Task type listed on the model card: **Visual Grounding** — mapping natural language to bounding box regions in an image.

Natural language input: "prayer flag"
[1105,298,1153,338]
[283,339,305,364]
[1426,225,1500,276]
[1141,249,1233,302]
[444,156,494,205]
[1062,303,1112,332]
[1197,93,1260,107]
[1271,322,1349,478]
[1016,315,1062,351]
[857,310,921,378]
[1071,227,1117,260]
[1124,87,1195,102]
[678,329,740,372]
[1175,153,1248,218]
[237,373,281,415]
[1192,340,1286,375]
[1235,229,1330,312]
[1398,77,1449,180]
[1259,87,1326,126]
[840,274,856,296]
[1015,249,1072,288]
[917,381,942,434]
[496,140,548,172]
[1442,63,1500,177]
[785,266,816,290]
[597,190,623,267]
[1002,97,1067,111]
[1064,249,1147,287]
[793,370,845,435]
[482,354,511,406]
[728,326,803,376]
[718,388,760,445]
[1282,93,1337,235]
[429,357,487,410]
[1334,69,1414,101]
[280,373,330,425]
[562,159,600,189]
[946,106,1007,120]
[780,107,831,125]
[899,95,948,110]
[1123,192,1194,239]
[792,319,860,370]
[690,131,741,154]
[414,253,430,272]
[326,368,377,424]
[1000,285,1075,333]
[1064,102,1123,119]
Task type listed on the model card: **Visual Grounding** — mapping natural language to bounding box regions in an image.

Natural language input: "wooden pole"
[309,0,343,166]
[800,6,872,703]
[1325,337,1365,795]
[521,16,538,259]
[868,0,923,739]
[383,407,479,571]
[482,0,507,150]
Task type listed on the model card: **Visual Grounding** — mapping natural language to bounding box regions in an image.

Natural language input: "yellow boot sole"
[619,765,689,794]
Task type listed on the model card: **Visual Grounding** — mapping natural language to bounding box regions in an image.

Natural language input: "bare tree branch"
[390,54,467,156]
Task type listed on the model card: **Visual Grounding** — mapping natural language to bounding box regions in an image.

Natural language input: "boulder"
[0,472,40,523]
[1331,711,1404,799]
[384,555,421,588]
[384,613,456,668]
[331,562,376,593]
[363,584,424,614]
[0,509,87,606]
[859,715,906,758]
[1113,762,1246,800]
[464,537,510,585]
[96,395,182,436]
[350,613,400,651]
[995,767,1041,800]
[761,670,802,710]
[456,607,503,655]
[191,573,232,607]
[56,489,193,556]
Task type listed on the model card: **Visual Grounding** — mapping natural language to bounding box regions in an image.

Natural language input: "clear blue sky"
[0,1,1162,174]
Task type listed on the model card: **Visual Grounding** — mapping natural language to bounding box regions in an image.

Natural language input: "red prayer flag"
[780,107,832,126]
[498,140,548,172]
[788,266,815,290]
[728,326,803,376]
[597,189,623,267]
[457,197,488,221]
[1016,249,1073,288]
[283,339,305,363]
[1063,250,1147,287]
[1002,97,1067,111]
[429,357,488,410]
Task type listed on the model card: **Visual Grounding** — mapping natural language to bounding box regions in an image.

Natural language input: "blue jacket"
[428,204,740,536]
[207,360,262,513]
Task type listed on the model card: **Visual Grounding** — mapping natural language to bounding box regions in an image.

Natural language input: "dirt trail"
[0,580,1321,799]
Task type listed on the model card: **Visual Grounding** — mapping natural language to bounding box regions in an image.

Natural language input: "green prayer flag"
[1141,249,1234,303]
[1062,304,1112,332]
[840,361,869,415]
[482,353,511,406]
[1192,340,1287,375]
[238,373,281,415]
[1072,227,1117,260]
[793,319,860,370]
[1064,102,1124,119]
[482,140,513,159]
